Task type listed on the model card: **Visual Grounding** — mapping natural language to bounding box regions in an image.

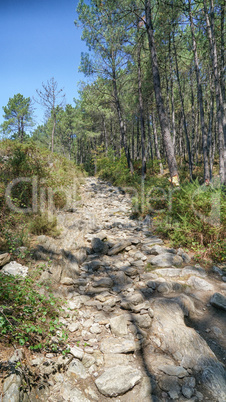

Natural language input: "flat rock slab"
[148,297,226,401]
[108,240,132,256]
[152,268,182,277]
[159,365,188,378]
[149,245,176,255]
[181,266,207,278]
[1,261,28,277]
[92,277,113,288]
[100,337,137,354]
[210,293,226,311]
[187,276,214,291]
[149,253,183,267]
[143,238,163,246]
[95,365,142,396]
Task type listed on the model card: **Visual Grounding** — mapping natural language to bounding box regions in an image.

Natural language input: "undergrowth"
[95,149,226,263]
[0,265,69,352]
[0,139,84,254]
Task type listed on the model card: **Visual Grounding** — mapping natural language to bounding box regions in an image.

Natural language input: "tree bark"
[220,1,225,103]
[137,34,146,179]
[147,114,153,161]
[112,58,133,173]
[132,122,135,160]
[190,68,196,165]
[203,0,225,185]
[103,117,108,155]
[189,0,209,183]
[152,111,164,175]
[172,32,193,180]
[145,0,179,181]
[169,39,176,149]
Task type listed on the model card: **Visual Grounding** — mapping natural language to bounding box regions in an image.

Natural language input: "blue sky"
[0,0,88,129]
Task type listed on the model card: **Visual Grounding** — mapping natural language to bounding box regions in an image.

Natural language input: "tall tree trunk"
[203,0,225,185]
[147,114,153,161]
[207,69,215,180]
[220,2,225,103]
[169,39,176,148]
[103,117,108,155]
[136,118,140,159]
[165,57,171,125]
[190,68,196,165]
[172,32,193,180]
[137,35,146,179]
[51,113,56,153]
[112,60,133,173]
[189,0,209,183]
[152,112,164,174]
[145,0,179,182]
[132,122,135,160]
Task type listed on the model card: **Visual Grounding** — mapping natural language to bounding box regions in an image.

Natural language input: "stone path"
[2,177,226,401]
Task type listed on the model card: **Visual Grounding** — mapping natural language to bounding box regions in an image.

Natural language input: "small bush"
[0,270,68,351]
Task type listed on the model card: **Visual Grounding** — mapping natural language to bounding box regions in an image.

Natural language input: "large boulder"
[147,297,226,401]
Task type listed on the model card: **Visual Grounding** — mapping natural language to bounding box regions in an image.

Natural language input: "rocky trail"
[1,177,226,402]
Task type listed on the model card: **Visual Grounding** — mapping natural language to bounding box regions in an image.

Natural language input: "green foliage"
[1,94,34,142]
[0,139,84,253]
[0,269,68,351]
[3,224,29,254]
[153,180,226,263]
[96,148,140,186]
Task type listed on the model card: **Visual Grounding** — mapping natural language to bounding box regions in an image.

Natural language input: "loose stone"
[210,292,226,311]
[95,365,142,397]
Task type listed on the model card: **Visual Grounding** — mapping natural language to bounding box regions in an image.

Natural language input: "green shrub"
[153,180,225,262]
[0,139,84,251]
[96,150,139,187]
[0,270,68,351]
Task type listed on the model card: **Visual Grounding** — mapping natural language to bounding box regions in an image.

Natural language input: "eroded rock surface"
[2,177,226,402]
